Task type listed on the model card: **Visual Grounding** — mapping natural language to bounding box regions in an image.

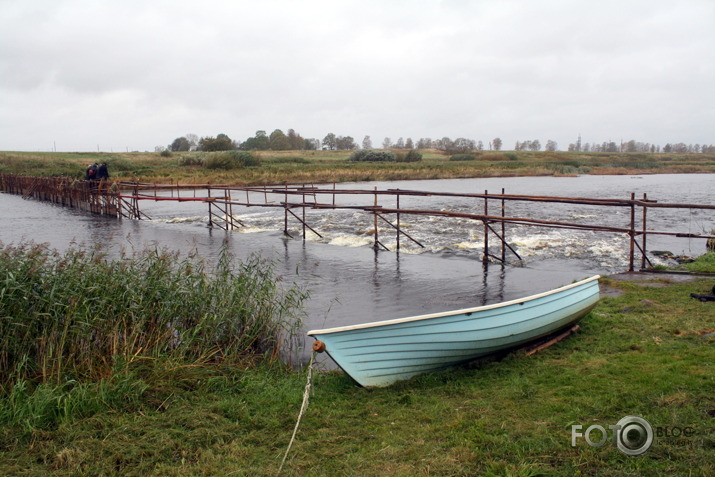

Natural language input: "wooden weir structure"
[2,173,714,272]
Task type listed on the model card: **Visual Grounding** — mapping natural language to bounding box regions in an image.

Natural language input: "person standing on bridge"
[85,163,98,181]
[97,162,109,180]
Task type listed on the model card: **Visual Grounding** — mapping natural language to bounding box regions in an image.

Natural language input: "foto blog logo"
[571,415,654,456]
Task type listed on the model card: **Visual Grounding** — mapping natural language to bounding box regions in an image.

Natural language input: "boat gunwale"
[307,275,600,336]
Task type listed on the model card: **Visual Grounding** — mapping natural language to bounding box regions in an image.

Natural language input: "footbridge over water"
[2,173,714,272]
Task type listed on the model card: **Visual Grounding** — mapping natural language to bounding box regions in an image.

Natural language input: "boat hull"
[308,276,600,387]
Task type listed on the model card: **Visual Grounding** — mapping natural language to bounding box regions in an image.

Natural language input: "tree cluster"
[379,136,496,155]
[663,143,714,153]
[509,139,557,152]
[168,133,237,152]
[199,134,236,152]
[167,129,319,153]
[240,129,318,151]
[567,138,715,154]
[165,131,713,155]
[514,140,542,151]
[322,133,357,151]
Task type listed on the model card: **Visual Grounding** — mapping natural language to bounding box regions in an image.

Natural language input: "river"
[2,174,713,365]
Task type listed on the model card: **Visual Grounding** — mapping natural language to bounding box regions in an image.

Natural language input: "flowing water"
[2,174,713,365]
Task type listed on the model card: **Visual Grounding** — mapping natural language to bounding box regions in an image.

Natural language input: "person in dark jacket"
[97,162,109,180]
[86,163,98,181]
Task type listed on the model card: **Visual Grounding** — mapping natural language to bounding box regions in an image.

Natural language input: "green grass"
[679,252,715,273]
[1,272,713,476]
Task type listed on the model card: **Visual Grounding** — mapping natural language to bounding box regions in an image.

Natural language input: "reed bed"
[0,242,307,391]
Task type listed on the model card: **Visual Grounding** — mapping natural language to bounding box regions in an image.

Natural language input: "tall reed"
[0,242,308,390]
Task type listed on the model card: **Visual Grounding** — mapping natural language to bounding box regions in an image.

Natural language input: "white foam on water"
[328,234,374,248]
[453,240,484,250]
[393,244,427,254]
[154,216,208,224]
[588,239,627,257]
[510,233,562,256]
[354,227,377,236]
[235,225,274,234]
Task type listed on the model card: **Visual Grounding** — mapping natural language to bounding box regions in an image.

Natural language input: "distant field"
[2,149,714,186]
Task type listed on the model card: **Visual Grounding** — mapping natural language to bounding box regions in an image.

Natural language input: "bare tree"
[185,133,199,147]
[452,138,475,153]
[416,138,432,149]
[362,135,372,149]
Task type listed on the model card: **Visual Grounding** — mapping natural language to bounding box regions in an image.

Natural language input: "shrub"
[396,150,423,163]
[204,151,260,170]
[449,153,477,161]
[177,153,206,167]
[160,149,172,158]
[348,150,397,162]
[504,152,519,161]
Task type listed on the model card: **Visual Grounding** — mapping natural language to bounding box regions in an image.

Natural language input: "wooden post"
[483,189,489,263]
[641,193,648,270]
[373,187,379,249]
[207,186,213,227]
[629,192,635,272]
[134,183,140,220]
[396,190,401,251]
[227,188,232,230]
[284,185,289,236]
[501,188,506,262]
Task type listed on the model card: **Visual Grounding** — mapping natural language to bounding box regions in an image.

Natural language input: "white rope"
[278,350,316,474]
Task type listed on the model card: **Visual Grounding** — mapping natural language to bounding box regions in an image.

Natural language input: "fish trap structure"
[0,174,128,217]
[2,174,714,272]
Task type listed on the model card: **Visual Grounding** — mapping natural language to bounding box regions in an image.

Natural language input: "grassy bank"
[679,252,715,274]
[2,150,715,186]
[1,251,713,474]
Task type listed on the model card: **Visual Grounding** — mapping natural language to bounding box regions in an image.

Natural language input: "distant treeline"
[162,130,714,155]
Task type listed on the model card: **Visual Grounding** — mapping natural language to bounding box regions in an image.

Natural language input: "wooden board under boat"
[308,275,601,387]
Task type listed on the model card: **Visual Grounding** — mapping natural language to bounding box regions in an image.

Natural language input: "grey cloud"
[1,0,713,151]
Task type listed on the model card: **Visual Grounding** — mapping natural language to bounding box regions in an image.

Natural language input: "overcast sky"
[1,0,713,152]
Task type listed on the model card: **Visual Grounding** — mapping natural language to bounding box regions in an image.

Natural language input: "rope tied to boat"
[278,349,317,474]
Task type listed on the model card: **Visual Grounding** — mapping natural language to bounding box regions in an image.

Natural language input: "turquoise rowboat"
[308,275,600,387]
